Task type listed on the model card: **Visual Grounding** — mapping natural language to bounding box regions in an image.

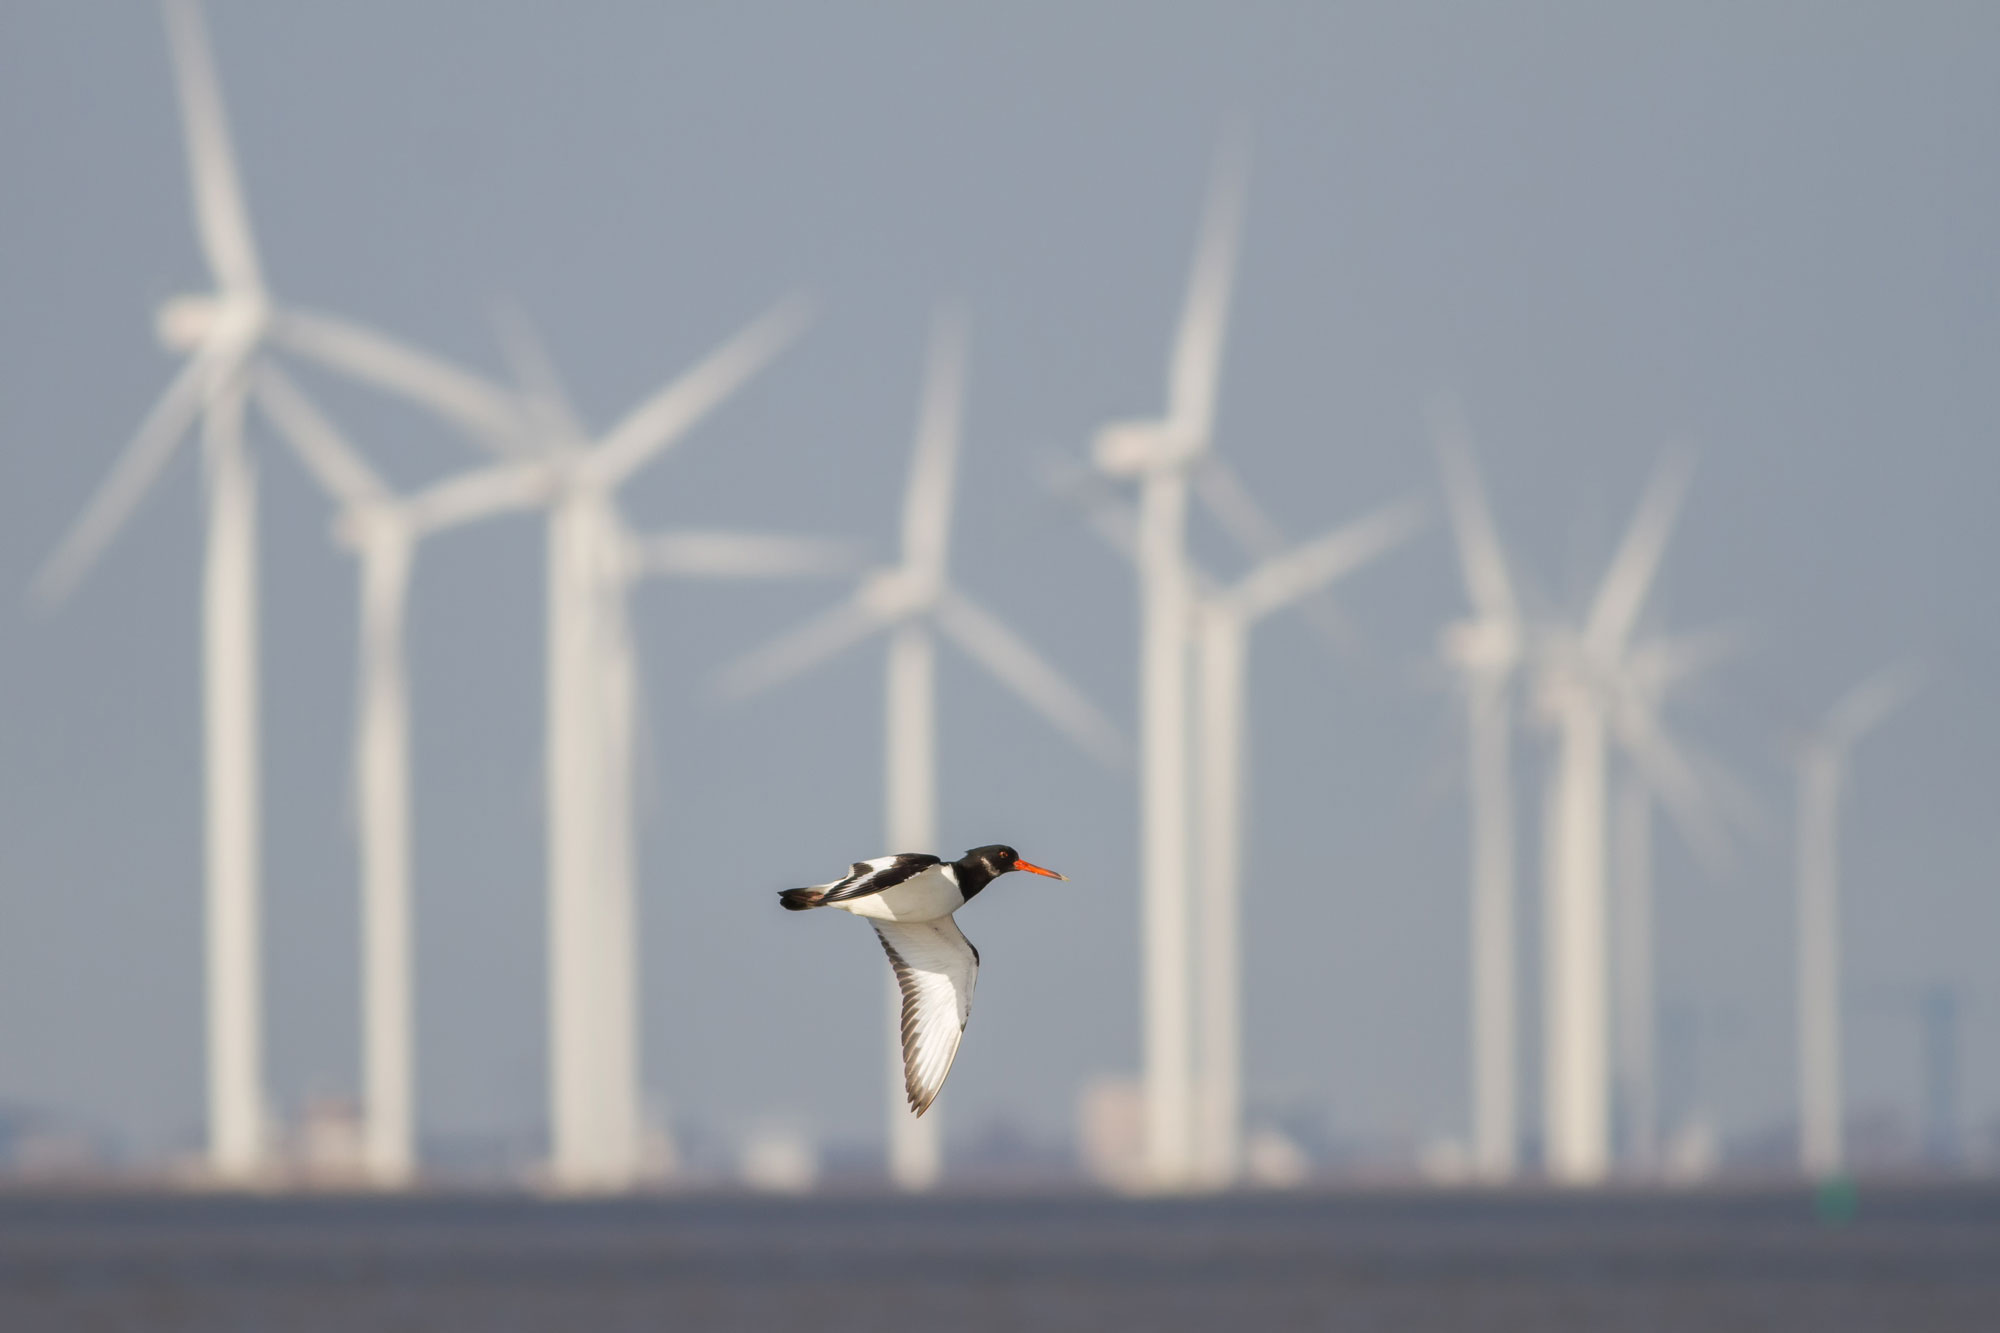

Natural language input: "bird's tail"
[778,887,826,911]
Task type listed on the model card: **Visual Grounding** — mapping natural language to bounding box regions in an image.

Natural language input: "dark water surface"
[1,1185,1996,1331]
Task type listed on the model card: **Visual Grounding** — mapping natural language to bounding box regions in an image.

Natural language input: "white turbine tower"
[1092,143,1246,1191]
[1428,404,1528,1182]
[723,313,1125,1191]
[31,0,524,1182]
[1795,664,1921,1179]
[1531,453,1704,1184]
[489,302,829,1191]
[1189,501,1424,1186]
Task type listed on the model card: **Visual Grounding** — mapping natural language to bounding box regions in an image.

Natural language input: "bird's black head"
[954,844,1067,899]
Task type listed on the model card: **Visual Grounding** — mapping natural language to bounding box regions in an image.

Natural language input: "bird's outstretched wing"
[873,918,979,1116]
[819,853,942,905]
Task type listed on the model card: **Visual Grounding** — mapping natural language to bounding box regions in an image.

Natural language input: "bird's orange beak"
[1013,859,1066,881]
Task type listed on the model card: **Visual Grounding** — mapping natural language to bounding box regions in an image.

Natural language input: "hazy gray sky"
[2,2,1996,1164]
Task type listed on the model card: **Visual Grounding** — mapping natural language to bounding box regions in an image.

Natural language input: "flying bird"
[780,844,1066,1115]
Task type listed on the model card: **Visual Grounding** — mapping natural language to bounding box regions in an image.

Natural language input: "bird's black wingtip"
[778,887,825,911]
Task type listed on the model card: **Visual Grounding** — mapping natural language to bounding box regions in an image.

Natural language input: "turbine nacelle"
[859,566,940,622]
[1092,419,1197,478]
[1529,629,1603,723]
[155,291,268,352]
[1442,616,1521,676]
[331,502,411,553]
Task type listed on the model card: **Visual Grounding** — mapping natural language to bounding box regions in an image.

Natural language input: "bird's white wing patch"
[872,918,978,1116]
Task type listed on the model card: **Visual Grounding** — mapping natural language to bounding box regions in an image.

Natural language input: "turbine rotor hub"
[154,291,270,351]
[155,294,220,350]
[1092,420,1179,477]
[1443,617,1519,673]
[332,501,405,551]
[859,567,936,619]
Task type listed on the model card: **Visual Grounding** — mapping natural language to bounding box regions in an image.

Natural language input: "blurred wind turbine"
[1044,454,1419,1187]
[140,3,524,459]
[1190,501,1425,1185]
[1042,447,1413,1190]
[1794,663,1922,1179]
[251,367,553,1187]
[723,312,1124,1191]
[492,301,833,1192]
[1090,139,1246,1190]
[1429,402,1528,1182]
[268,325,839,1191]
[1193,454,1357,654]
[1606,626,1746,1175]
[30,0,520,1181]
[1530,452,1716,1185]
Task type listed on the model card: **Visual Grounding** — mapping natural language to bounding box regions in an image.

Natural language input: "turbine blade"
[1823,660,1924,750]
[490,300,589,445]
[1426,395,1518,626]
[715,592,884,701]
[1194,454,1352,650]
[1193,453,1287,554]
[162,0,261,294]
[630,531,863,579]
[590,295,813,486]
[1627,622,1745,699]
[1607,687,1732,876]
[1040,452,1236,599]
[1228,497,1427,624]
[251,362,389,507]
[934,588,1127,768]
[1037,453,1139,564]
[32,343,223,603]
[270,307,523,452]
[899,310,967,581]
[1585,449,1694,656]
[402,458,552,534]
[1166,135,1249,448]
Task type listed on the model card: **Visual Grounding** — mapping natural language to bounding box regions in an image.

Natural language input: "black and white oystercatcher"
[780,844,1066,1115]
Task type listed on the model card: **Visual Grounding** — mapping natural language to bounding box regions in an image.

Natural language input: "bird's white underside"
[827,861,964,922]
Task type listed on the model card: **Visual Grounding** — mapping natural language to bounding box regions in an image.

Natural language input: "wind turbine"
[1604,626,1747,1175]
[248,367,560,1186]
[1529,452,1725,1185]
[1058,477,1421,1188]
[31,0,522,1181]
[723,312,1125,1191]
[1046,440,1414,1190]
[489,301,836,1192]
[1091,142,1246,1190]
[265,336,839,1189]
[1189,501,1425,1185]
[1429,403,1527,1182]
[1430,416,1735,1184]
[1795,663,1921,1179]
